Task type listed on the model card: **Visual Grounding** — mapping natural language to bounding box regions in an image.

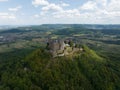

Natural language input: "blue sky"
[0,0,120,25]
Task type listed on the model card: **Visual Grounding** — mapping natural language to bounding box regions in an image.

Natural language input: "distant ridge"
[41,24,120,29]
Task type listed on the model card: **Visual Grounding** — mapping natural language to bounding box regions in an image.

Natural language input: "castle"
[46,39,83,57]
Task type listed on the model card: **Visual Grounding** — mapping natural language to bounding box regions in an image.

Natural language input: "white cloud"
[50,0,119,24]
[32,0,66,12]
[32,0,72,18]
[52,9,80,18]
[8,6,22,12]
[60,2,69,7]
[34,14,40,18]
[0,13,16,19]
[98,0,120,18]
[79,0,120,20]
[95,0,108,7]
[107,0,120,11]
[80,1,98,11]
[32,0,49,7]
[0,0,120,24]
[42,4,63,12]
[40,11,47,15]
[32,0,120,24]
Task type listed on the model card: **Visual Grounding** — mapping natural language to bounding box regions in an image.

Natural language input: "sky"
[0,0,120,25]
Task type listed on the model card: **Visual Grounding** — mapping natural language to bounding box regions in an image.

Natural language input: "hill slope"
[0,46,120,90]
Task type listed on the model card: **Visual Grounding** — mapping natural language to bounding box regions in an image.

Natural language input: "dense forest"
[0,45,120,90]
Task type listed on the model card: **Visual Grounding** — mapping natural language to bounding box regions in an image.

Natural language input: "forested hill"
[0,46,119,90]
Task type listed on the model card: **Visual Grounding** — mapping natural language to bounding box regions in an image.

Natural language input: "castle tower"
[58,39,65,50]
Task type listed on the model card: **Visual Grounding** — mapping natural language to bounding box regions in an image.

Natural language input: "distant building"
[47,39,65,51]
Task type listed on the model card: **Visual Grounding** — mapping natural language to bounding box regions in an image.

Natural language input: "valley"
[0,24,120,90]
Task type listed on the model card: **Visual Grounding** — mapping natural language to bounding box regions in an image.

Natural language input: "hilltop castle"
[46,39,83,57]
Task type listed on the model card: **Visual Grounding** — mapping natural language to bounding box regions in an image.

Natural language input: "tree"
[68,41,74,47]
